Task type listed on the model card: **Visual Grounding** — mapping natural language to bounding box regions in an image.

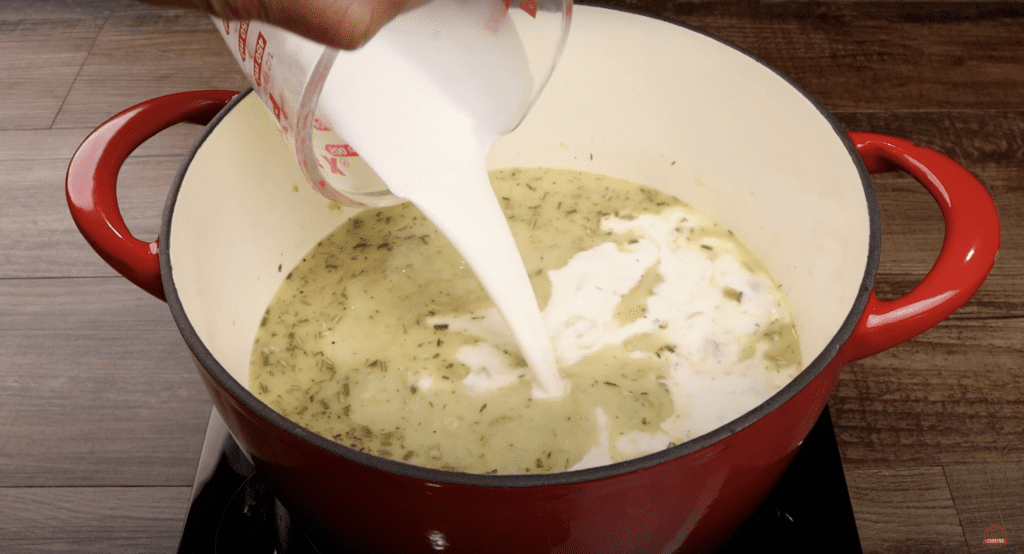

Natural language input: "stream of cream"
[318,1,566,397]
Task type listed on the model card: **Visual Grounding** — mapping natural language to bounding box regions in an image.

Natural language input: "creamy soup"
[250,168,801,474]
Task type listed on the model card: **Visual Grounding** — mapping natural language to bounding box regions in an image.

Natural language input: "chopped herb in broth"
[251,168,801,474]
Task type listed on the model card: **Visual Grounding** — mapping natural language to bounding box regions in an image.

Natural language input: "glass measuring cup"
[294,0,572,207]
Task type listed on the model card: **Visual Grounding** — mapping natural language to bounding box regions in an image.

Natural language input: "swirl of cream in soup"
[250,168,801,474]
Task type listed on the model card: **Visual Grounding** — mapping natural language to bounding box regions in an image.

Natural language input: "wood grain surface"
[1,1,1020,552]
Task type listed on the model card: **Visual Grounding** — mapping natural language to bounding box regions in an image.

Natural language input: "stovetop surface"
[177,406,862,553]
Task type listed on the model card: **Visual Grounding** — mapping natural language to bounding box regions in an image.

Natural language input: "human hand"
[139,0,432,49]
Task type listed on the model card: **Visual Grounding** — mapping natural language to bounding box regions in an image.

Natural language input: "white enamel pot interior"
[161,5,875,553]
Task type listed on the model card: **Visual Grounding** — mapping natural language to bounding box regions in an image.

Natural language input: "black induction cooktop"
[177,406,862,553]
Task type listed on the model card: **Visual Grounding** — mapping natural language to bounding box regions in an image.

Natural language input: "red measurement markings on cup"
[320,145,358,176]
[504,0,539,17]
[268,92,283,122]
[319,157,345,176]
[490,0,539,31]
[253,32,267,87]
[238,21,249,62]
[314,118,332,131]
[325,144,358,157]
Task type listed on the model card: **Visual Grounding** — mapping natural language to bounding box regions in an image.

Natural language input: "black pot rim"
[159,4,880,488]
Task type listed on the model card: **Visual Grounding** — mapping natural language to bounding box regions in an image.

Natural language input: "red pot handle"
[66,90,239,301]
[840,132,1000,361]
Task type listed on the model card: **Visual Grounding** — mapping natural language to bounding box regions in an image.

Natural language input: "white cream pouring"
[435,207,797,467]
[318,2,566,397]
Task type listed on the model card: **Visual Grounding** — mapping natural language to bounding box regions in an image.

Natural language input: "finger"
[261,0,431,49]
[144,0,430,49]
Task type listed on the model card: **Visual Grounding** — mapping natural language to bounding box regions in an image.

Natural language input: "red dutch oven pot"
[66,7,999,553]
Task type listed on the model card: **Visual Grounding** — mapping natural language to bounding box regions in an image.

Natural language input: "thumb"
[224,0,431,49]
[140,0,431,49]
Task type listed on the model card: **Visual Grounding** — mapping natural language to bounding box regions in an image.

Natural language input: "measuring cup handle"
[66,90,238,301]
[839,132,1000,362]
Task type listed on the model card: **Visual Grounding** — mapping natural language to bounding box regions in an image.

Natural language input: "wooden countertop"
[1,1,1020,551]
